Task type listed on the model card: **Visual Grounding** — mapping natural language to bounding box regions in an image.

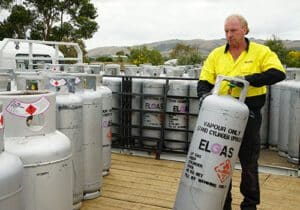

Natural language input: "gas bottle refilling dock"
[174,76,249,210]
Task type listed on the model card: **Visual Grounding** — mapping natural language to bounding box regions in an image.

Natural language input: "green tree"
[264,35,288,64]
[0,5,34,39]
[170,43,203,65]
[128,46,164,66]
[0,0,98,59]
[0,0,13,9]
[286,50,300,67]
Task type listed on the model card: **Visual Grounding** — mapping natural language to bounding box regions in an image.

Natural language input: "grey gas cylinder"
[174,76,249,210]
[0,106,24,210]
[287,81,300,164]
[130,77,144,146]
[73,74,103,200]
[277,81,293,157]
[102,77,122,143]
[97,85,113,176]
[268,82,283,150]
[46,74,84,210]
[15,71,46,91]
[164,80,189,150]
[3,90,73,210]
[142,79,165,147]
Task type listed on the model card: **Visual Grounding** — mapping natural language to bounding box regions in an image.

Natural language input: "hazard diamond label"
[25,104,37,115]
[214,159,232,183]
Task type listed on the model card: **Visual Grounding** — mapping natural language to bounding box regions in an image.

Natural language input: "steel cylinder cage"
[0,38,83,71]
[103,75,199,159]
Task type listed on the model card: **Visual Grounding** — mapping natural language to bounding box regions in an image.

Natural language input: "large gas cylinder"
[174,76,249,210]
[97,85,113,176]
[46,74,84,210]
[73,73,103,200]
[3,90,72,210]
[165,80,188,150]
[0,107,24,210]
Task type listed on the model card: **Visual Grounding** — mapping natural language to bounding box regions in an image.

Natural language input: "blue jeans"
[223,109,262,210]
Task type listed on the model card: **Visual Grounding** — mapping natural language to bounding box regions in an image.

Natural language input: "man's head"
[224,14,249,48]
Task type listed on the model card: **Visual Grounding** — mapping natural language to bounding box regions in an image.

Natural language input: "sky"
[85,0,300,50]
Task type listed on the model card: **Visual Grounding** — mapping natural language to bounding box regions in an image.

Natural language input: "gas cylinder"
[3,90,72,210]
[277,81,293,157]
[72,73,103,200]
[102,76,121,143]
[174,76,249,210]
[130,77,144,146]
[142,79,165,147]
[0,107,24,210]
[104,64,121,76]
[97,85,113,176]
[288,80,300,164]
[268,80,287,150]
[15,71,46,91]
[46,73,84,210]
[165,79,188,150]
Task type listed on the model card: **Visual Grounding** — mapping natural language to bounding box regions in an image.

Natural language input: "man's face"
[224,17,247,48]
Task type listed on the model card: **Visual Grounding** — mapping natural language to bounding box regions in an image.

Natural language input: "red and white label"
[6,97,50,117]
[50,79,66,87]
[0,112,4,129]
[214,159,232,183]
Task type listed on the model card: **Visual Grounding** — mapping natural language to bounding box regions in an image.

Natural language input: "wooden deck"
[81,152,300,210]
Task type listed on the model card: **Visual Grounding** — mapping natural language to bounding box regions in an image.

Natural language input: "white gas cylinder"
[174,76,249,210]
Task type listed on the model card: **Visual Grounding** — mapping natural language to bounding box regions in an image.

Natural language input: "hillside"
[87,38,300,58]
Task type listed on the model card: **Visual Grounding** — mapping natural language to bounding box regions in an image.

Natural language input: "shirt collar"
[224,38,250,53]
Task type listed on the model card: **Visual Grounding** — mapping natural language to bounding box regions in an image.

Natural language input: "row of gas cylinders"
[0,69,112,210]
[103,64,300,164]
[103,64,201,151]
[264,68,300,164]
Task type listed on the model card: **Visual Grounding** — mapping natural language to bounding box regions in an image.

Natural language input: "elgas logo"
[198,139,234,158]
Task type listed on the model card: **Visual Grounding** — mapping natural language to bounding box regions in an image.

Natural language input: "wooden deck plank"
[82,153,300,210]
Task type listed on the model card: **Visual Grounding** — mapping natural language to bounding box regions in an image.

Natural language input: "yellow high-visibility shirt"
[199,41,285,97]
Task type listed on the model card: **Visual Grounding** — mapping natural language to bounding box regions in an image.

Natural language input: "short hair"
[225,14,250,35]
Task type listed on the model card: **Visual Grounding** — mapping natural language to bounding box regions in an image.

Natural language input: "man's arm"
[244,68,286,87]
[197,80,214,98]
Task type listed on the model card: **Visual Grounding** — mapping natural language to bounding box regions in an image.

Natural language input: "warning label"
[214,160,232,183]
[6,97,50,117]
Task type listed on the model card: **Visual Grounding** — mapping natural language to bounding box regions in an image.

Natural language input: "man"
[197,14,285,210]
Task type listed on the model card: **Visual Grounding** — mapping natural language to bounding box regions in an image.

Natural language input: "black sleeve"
[244,68,286,87]
[197,80,214,98]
